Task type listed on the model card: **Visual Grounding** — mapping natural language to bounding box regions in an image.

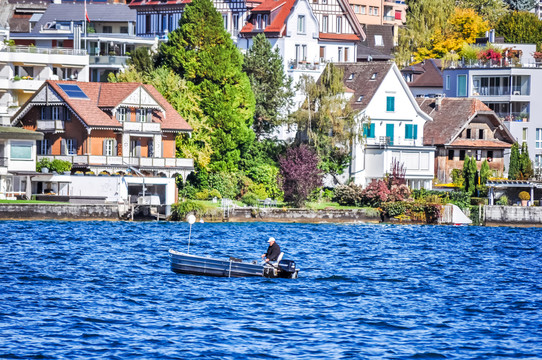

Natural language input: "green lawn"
[0,200,68,204]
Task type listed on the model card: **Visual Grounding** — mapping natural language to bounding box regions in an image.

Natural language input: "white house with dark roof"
[336,62,436,189]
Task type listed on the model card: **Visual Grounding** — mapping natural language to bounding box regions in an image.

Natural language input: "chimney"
[435,96,442,111]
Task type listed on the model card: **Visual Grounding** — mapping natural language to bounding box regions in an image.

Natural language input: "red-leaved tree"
[278,144,323,207]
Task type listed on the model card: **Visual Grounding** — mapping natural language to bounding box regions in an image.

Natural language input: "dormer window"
[371,73,377,80]
[117,107,127,122]
[356,95,363,102]
[348,73,354,80]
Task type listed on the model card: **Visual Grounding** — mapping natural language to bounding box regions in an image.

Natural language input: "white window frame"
[322,16,328,33]
[117,107,127,122]
[297,15,305,34]
[445,75,450,90]
[10,141,33,160]
[336,16,342,34]
[536,128,542,149]
[104,139,115,156]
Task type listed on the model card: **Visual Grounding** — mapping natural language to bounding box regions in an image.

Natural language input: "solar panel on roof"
[58,83,89,99]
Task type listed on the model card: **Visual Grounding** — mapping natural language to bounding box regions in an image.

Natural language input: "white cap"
[268,237,275,243]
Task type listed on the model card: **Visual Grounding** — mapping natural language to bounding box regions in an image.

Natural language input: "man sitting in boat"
[262,237,281,262]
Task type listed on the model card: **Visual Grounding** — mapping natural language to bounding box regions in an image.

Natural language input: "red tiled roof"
[240,0,295,36]
[319,33,360,41]
[45,80,191,131]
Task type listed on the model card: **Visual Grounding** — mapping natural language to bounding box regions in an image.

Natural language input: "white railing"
[38,155,193,168]
[36,120,65,132]
[123,122,161,132]
[0,45,87,56]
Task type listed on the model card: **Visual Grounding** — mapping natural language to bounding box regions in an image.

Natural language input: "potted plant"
[533,51,542,63]
[519,191,530,206]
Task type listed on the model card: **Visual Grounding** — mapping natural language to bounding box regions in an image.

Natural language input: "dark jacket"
[265,242,281,261]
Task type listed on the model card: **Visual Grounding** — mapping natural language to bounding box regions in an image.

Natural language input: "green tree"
[519,142,534,179]
[127,47,155,75]
[508,142,520,179]
[456,0,509,27]
[110,66,214,170]
[290,64,357,181]
[463,156,477,195]
[480,159,492,184]
[157,0,255,172]
[495,11,542,44]
[242,33,293,139]
[395,0,454,66]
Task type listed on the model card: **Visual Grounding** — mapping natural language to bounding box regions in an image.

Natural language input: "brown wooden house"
[11,80,193,178]
[418,97,515,183]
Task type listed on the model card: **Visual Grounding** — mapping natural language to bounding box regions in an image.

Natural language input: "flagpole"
[84,0,87,53]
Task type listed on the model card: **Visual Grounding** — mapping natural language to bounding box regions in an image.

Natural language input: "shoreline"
[1,203,541,227]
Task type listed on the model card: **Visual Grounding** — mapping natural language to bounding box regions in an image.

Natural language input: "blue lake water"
[0,220,541,359]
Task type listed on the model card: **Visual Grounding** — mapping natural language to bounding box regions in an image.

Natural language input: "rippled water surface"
[1,221,541,359]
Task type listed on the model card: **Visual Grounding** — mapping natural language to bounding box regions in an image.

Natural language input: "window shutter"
[370,124,375,138]
[413,125,418,139]
[61,139,66,155]
[127,108,131,122]
[113,139,117,156]
[72,139,78,154]
[103,139,107,156]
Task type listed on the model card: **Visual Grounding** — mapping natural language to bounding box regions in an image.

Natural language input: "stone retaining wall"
[224,207,381,223]
[0,204,119,220]
[484,205,542,227]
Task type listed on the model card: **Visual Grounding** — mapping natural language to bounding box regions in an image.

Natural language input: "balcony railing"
[89,55,130,66]
[288,60,326,71]
[36,120,65,132]
[38,155,193,169]
[383,15,396,21]
[445,59,542,69]
[365,136,424,147]
[122,121,161,133]
[496,112,530,122]
[0,45,87,56]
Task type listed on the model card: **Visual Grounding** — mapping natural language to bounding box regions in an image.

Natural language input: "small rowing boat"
[169,250,299,278]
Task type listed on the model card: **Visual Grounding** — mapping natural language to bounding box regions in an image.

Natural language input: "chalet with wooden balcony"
[11,80,193,179]
[418,97,515,183]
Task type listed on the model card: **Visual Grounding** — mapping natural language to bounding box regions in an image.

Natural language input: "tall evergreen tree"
[156,0,255,172]
[508,142,520,179]
[243,33,293,139]
[519,142,534,179]
[463,156,477,195]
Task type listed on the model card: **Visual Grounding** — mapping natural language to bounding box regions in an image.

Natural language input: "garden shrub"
[195,189,211,200]
[496,195,508,205]
[333,183,363,206]
[171,200,208,220]
[50,159,72,173]
[36,158,52,172]
[241,192,260,207]
[382,201,407,217]
[209,189,222,199]
[388,184,410,202]
[208,171,239,199]
[361,179,390,207]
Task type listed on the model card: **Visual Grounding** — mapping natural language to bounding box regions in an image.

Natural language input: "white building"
[337,62,435,189]
[0,126,43,199]
[0,44,89,125]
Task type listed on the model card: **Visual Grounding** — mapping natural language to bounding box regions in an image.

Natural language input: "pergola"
[486,180,542,205]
